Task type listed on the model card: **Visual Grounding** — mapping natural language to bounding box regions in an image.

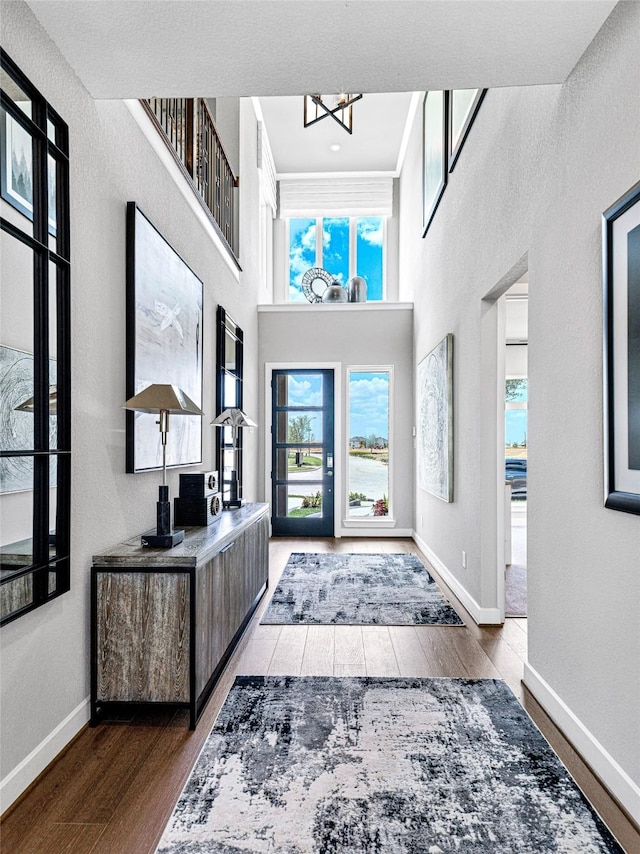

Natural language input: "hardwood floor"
[2,537,638,853]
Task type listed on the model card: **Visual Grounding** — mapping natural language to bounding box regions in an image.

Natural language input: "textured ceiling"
[258,92,417,175]
[26,1,616,99]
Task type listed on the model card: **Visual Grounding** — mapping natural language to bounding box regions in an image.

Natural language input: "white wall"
[0,2,264,809]
[258,305,414,534]
[400,0,640,809]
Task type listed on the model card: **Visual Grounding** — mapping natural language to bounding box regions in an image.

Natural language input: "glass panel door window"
[288,217,385,302]
[348,370,390,517]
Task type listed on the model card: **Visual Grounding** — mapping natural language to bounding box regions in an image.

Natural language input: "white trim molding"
[413,532,502,626]
[264,362,343,536]
[523,662,640,823]
[0,696,90,814]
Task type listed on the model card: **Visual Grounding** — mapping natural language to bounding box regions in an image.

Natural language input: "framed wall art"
[603,180,640,514]
[126,202,203,473]
[417,333,453,502]
[422,90,447,237]
[449,88,486,172]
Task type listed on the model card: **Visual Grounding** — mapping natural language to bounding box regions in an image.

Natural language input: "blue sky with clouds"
[349,372,389,439]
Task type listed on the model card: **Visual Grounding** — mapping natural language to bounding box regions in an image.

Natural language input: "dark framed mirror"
[0,50,71,625]
[215,306,244,504]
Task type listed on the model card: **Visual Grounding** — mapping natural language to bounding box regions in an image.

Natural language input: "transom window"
[288,216,385,302]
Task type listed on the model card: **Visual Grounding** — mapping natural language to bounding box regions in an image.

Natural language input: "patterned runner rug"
[157,676,622,853]
[260,552,464,625]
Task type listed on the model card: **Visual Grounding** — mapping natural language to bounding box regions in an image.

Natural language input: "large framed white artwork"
[417,334,453,502]
[125,202,203,473]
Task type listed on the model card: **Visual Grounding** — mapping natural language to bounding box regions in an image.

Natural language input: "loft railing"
[142,98,239,263]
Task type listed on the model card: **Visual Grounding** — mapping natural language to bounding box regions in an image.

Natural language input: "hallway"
[2,538,637,853]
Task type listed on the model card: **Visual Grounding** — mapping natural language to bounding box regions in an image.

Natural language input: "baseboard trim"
[338,527,413,538]
[0,696,91,815]
[412,532,502,625]
[523,662,640,822]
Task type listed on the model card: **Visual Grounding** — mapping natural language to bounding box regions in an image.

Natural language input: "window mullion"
[349,217,357,279]
[316,218,323,267]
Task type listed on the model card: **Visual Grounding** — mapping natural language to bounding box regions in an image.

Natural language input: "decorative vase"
[348,276,367,302]
[321,281,348,303]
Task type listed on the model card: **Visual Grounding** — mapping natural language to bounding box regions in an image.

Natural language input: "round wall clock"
[301,267,333,303]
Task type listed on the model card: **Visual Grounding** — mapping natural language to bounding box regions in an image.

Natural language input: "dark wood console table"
[90,502,269,728]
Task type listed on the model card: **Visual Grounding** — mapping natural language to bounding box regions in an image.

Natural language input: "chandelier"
[303,92,363,135]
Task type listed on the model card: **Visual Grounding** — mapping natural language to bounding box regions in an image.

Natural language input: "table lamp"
[123,383,204,547]
[210,408,256,508]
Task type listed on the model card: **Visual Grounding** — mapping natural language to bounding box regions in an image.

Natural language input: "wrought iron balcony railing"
[142,98,239,264]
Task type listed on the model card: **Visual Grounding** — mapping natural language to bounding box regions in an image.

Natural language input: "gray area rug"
[156,676,622,853]
[261,552,464,625]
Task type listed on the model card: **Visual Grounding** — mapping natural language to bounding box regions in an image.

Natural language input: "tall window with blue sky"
[289,217,385,301]
[348,370,390,517]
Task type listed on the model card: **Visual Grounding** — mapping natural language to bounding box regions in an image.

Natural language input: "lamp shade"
[210,408,256,428]
[15,385,58,414]
[123,384,204,415]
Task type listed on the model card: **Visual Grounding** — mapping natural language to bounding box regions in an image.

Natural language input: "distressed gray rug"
[156,676,622,853]
[260,552,464,625]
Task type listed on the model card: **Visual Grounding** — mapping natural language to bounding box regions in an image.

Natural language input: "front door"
[271,369,334,536]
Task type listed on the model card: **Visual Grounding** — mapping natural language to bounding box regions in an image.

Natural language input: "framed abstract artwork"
[417,333,454,502]
[126,202,203,473]
[422,90,447,237]
[449,88,486,172]
[603,180,640,514]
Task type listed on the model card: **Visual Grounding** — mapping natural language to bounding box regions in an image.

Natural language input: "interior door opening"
[504,278,528,617]
[271,369,335,537]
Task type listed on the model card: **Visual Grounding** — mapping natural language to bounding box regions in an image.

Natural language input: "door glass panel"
[348,370,390,517]
[276,483,324,519]
[277,410,323,444]
[277,446,324,481]
[275,372,323,407]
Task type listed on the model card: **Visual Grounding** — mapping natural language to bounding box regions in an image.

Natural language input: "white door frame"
[479,254,528,624]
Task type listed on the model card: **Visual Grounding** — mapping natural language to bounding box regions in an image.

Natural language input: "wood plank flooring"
[2,537,638,853]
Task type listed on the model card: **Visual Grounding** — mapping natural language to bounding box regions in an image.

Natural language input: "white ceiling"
[26,1,615,98]
[258,92,417,176]
[24,1,616,176]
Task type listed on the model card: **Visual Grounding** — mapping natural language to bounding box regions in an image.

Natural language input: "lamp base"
[141,529,185,548]
[223,499,243,510]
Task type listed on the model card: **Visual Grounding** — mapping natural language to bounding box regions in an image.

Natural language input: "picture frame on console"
[126,202,203,473]
[603,180,640,515]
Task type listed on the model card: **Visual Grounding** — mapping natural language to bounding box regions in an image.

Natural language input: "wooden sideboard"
[91,503,269,728]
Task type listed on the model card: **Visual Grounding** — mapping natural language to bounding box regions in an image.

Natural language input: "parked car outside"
[505,457,527,498]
